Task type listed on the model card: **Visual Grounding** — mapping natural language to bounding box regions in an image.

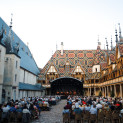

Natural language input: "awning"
[19,82,45,91]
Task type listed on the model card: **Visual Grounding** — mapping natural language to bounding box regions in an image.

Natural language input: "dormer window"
[66,61,70,65]
[95,68,97,72]
[47,65,57,73]
[92,65,100,73]
[65,61,70,71]
[73,65,84,74]
[22,46,25,51]
[26,52,29,56]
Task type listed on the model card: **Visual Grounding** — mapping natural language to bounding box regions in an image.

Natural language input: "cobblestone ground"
[31,100,66,123]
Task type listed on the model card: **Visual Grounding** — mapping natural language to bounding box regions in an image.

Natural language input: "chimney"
[61,42,63,55]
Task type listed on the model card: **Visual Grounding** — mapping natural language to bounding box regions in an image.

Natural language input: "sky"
[0,0,123,68]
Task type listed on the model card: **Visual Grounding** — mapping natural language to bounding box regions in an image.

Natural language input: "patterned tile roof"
[108,51,116,63]
[0,17,40,75]
[40,49,107,79]
[93,49,106,65]
[100,62,108,70]
[118,43,123,56]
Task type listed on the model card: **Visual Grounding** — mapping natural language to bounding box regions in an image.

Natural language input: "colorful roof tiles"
[118,43,123,56]
[40,49,107,80]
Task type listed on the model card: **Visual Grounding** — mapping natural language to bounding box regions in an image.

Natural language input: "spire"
[9,13,13,37]
[118,23,121,39]
[56,41,57,51]
[27,42,29,47]
[115,27,118,44]
[105,38,108,54]
[51,50,54,62]
[9,13,13,53]
[61,42,64,55]
[97,35,101,50]
[111,35,113,50]
[104,43,105,50]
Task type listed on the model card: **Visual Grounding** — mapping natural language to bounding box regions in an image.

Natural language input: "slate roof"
[0,17,40,75]
[19,82,45,91]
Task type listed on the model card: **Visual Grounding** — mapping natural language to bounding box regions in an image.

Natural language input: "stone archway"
[51,77,83,95]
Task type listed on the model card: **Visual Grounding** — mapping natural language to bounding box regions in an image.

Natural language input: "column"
[102,87,104,97]
[94,87,96,96]
[0,85,3,103]
[120,84,122,98]
[105,87,107,97]
[88,88,89,97]
[90,88,91,96]
[107,86,109,97]
[110,85,112,92]
[114,85,116,97]
[100,87,101,92]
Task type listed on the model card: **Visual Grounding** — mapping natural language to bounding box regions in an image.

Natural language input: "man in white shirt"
[2,104,10,112]
[90,105,97,115]
[96,102,102,109]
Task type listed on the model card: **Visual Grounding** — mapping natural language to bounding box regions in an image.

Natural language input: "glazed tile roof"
[19,82,45,91]
[100,62,108,70]
[40,49,107,80]
[108,51,116,63]
[93,49,106,65]
[118,43,123,56]
[89,72,101,79]
[0,17,40,75]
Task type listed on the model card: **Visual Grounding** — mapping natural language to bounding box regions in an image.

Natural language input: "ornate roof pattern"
[100,62,108,70]
[40,49,107,80]
[0,17,40,75]
[108,51,116,63]
[118,43,123,56]
[93,49,106,65]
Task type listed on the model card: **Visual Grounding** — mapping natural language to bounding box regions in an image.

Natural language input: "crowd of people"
[0,96,61,123]
[63,96,123,122]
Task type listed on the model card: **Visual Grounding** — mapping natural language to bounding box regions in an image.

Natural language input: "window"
[95,68,97,72]
[23,71,25,83]
[15,74,17,82]
[16,61,18,68]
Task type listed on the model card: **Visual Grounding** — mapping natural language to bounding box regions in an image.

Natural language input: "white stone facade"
[0,45,6,103]
[0,44,45,104]
[19,69,37,84]
[0,17,45,103]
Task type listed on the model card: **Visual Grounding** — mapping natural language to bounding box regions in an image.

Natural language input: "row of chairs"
[39,103,50,111]
[0,111,37,123]
[63,110,123,123]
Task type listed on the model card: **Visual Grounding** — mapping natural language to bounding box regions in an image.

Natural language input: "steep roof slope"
[40,49,107,79]
[0,17,40,75]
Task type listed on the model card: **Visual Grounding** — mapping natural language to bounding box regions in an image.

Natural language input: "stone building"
[39,27,123,98]
[0,17,45,103]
